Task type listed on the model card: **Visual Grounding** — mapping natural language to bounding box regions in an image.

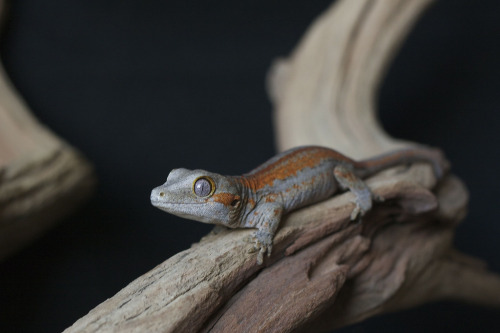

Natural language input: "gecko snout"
[150,186,167,204]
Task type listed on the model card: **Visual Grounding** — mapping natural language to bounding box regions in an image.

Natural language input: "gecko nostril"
[159,192,165,197]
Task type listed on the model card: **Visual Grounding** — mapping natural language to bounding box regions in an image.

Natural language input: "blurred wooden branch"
[270,0,434,157]
[64,0,500,332]
[0,0,95,260]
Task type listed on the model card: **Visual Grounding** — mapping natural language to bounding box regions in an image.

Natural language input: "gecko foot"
[350,189,383,221]
[350,205,362,221]
[250,230,274,265]
[350,197,373,221]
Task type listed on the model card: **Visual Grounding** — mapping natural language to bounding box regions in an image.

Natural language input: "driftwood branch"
[0,0,95,260]
[270,0,433,157]
[64,0,500,332]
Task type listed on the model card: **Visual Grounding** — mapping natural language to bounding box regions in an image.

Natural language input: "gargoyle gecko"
[151,146,448,264]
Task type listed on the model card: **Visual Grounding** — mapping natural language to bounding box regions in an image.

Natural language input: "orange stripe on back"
[244,147,352,190]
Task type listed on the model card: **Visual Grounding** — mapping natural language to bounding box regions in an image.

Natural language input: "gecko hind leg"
[334,165,379,221]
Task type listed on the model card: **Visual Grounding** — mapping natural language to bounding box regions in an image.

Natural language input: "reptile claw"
[350,205,361,221]
[257,248,264,265]
[250,230,273,265]
[247,246,258,254]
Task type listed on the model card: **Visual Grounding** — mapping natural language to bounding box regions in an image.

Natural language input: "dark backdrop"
[1,0,499,332]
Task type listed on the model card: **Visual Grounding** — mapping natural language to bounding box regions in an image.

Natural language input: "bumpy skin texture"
[151,146,448,264]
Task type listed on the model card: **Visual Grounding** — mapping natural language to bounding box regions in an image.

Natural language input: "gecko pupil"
[194,178,211,197]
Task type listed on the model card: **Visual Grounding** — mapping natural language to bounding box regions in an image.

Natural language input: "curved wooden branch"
[65,169,500,333]
[269,0,433,157]
[65,0,500,332]
[0,0,95,260]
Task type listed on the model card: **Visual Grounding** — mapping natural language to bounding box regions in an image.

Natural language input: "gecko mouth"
[150,200,209,210]
[151,200,226,225]
[151,200,206,205]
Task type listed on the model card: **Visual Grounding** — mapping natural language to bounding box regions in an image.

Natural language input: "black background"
[1,0,499,332]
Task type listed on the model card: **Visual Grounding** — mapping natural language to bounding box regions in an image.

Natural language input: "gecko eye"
[193,176,215,197]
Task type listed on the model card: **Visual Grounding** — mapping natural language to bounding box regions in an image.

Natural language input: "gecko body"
[151,146,448,264]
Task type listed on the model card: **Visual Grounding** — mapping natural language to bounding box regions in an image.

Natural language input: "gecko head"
[150,168,244,227]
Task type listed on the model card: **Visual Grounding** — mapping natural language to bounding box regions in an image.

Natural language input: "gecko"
[150,146,448,264]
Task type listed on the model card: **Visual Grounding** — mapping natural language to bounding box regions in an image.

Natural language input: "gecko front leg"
[334,165,381,220]
[249,203,283,265]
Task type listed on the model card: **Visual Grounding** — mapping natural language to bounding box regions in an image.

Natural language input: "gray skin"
[151,146,447,264]
[150,168,247,227]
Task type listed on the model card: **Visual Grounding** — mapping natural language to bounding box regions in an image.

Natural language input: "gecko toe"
[350,206,361,220]
[247,246,258,254]
[267,245,273,257]
[257,249,264,265]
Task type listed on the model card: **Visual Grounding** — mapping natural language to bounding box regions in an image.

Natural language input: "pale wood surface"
[270,0,433,158]
[64,0,500,332]
[0,0,95,260]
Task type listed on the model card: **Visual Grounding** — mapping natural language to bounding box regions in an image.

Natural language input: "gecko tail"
[354,146,450,180]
